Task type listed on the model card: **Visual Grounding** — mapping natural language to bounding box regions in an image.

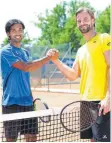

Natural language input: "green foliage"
[96,6,110,33]
[36,3,67,45]
[2,37,32,47]
[22,38,32,44]
[2,0,110,56]
[33,0,95,52]
[2,37,9,45]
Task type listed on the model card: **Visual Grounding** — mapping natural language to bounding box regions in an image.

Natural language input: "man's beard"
[79,24,92,34]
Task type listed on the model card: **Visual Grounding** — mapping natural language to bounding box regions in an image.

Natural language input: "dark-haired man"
[47,7,111,142]
[0,19,56,142]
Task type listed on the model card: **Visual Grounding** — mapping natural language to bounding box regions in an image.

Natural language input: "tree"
[35,2,67,46]
[96,6,110,33]
[1,37,32,47]
[34,0,94,52]
[2,1,110,55]
[2,37,9,46]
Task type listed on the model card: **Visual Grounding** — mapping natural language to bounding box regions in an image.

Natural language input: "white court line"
[31,87,80,94]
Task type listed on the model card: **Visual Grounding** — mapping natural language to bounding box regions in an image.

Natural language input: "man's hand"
[46,49,59,61]
[99,96,110,116]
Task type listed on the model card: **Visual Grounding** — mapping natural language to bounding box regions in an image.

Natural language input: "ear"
[7,32,10,40]
[92,18,95,26]
[7,32,10,37]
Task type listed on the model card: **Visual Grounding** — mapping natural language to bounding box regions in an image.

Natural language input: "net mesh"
[0,107,90,142]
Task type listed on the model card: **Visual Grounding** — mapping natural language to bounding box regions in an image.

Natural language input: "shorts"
[80,101,110,142]
[2,105,38,140]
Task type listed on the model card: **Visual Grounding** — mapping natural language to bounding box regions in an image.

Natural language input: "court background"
[30,43,81,108]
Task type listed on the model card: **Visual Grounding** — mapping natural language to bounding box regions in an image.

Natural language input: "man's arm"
[13,56,50,72]
[53,59,80,81]
[47,49,81,81]
[104,50,111,99]
[99,50,110,115]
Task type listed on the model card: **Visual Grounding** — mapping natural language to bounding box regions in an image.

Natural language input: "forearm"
[106,67,111,100]
[52,59,79,81]
[13,56,50,72]
[100,67,110,115]
[26,56,50,72]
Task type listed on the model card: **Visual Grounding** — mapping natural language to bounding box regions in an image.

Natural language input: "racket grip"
[33,98,41,111]
[96,108,104,124]
[33,98,41,104]
[96,114,104,124]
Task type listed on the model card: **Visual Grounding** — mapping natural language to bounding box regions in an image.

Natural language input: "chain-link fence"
[28,43,79,90]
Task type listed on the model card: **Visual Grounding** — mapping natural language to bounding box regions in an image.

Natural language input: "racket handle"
[33,98,41,104]
[96,114,104,124]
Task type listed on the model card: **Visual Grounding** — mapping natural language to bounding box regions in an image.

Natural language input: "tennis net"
[0,107,90,142]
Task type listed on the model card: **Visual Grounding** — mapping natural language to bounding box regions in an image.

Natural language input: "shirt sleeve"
[74,49,80,63]
[72,49,80,68]
[24,49,31,62]
[101,33,111,53]
[2,49,20,67]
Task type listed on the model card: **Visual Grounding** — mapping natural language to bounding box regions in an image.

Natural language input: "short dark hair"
[5,19,25,33]
[76,7,95,19]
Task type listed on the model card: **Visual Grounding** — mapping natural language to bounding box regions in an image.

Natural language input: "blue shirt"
[0,44,33,106]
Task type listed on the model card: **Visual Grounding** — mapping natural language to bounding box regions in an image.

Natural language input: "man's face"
[7,24,24,43]
[76,11,95,34]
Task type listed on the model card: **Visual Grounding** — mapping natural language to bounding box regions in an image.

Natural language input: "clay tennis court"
[0,80,90,142]
[31,82,90,142]
[32,81,80,108]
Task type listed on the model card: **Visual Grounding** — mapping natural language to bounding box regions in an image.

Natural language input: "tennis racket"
[60,100,101,133]
[33,98,51,123]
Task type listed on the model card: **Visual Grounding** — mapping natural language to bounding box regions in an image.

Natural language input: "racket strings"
[80,101,99,131]
[60,101,99,133]
[60,105,80,132]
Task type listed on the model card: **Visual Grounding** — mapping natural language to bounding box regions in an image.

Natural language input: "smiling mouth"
[15,36,21,39]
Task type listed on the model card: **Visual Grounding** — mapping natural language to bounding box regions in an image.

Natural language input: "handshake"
[46,49,59,61]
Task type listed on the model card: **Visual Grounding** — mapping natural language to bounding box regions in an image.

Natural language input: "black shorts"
[80,101,110,142]
[2,105,38,140]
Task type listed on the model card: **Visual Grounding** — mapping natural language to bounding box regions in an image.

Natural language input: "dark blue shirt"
[0,44,33,106]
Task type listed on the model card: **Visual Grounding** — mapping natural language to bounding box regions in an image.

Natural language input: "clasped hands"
[46,48,59,61]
